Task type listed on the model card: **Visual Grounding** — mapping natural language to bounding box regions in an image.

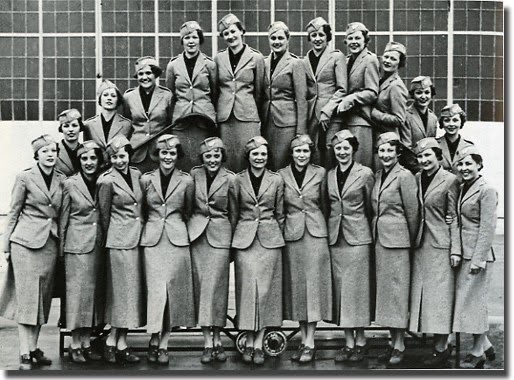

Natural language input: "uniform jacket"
[302,47,347,126]
[278,164,328,242]
[214,45,265,123]
[261,51,308,133]
[97,167,143,249]
[457,176,497,266]
[371,162,419,248]
[327,162,374,246]
[414,168,460,252]
[123,85,173,163]
[165,52,217,124]
[3,165,65,252]
[402,104,438,149]
[56,140,78,177]
[341,48,380,126]
[60,173,102,255]
[232,169,285,249]
[436,135,474,173]
[188,166,237,248]
[371,72,408,135]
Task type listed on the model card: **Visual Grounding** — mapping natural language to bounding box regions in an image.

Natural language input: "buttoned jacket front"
[370,72,408,135]
[188,166,237,248]
[97,167,143,249]
[140,168,194,247]
[436,135,475,173]
[402,104,438,149]
[56,140,78,177]
[371,163,419,248]
[165,52,217,124]
[214,45,265,123]
[232,169,285,249]
[262,51,308,133]
[278,164,328,242]
[123,85,173,164]
[3,165,65,252]
[327,162,374,246]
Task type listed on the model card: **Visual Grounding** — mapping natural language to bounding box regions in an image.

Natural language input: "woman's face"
[222,24,244,49]
[110,147,129,173]
[182,30,200,56]
[61,119,81,143]
[334,140,354,166]
[309,29,328,53]
[100,88,119,111]
[412,87,432,108]
[37,143,58,168]
[80,150,100,176]
[269,30,288,55]
[377,142,398,169]
[441,114,462,137]
[345,31,366,55]
[417,148,439,174]
[202,148,223,174]
[159,147,178,172]
[137,64,157,90]
[381,50,401,74]
[292,144,311,169]
[456,156,481,182]
[248,145,268,170]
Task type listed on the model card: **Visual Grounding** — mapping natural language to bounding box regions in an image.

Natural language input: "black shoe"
[423,344,452,367]
[460,353,486,369]
[201,347,214,364]
[103,344,116,363]
[484,346,496,361]
[116,348,140,364]
[157,348,169,365]
[349,344,368,362]
[30,348,52,365]
[19,354,32,370]
[241,347,254,364]
[299,346,316,363]
[69,346,87,363]
[147,344,158,363]
[82,345,102,361]
[334,346,353,362]
[253,348,265,365]
[377,346,393,362]
[291,344,305,362]
[214,345,227,362]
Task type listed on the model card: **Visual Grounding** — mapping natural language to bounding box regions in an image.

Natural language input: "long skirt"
[374,238,410,329]
[219,115,260,173]
[235,239,282,331]
[65,245,106,330]
[453,260,493,334]
[346,125,373,170]
[144,235,195,333]
[191,233,230,327]
[283,231,332,323]
[409,238,454,334]
[331,236,371,327]
[105,247,145,329]
[309,119,342,169]
[9,238,58,325]
[262,119,296,171]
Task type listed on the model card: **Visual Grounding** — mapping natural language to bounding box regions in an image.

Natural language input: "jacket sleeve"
[59,182,71,257]
[473,186,498,267]
[274,176,285,232]
[3,173,27,253]
[399,171,420,246]
[321,52,347,118]
[253,53,265,120]
[447,178,461,256]
[292,59,308,134]
[371,83,408,132]
[96,178,112,241]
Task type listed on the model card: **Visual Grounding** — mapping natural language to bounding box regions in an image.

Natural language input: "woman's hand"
[470,263,483,275]
[450,254,461,268]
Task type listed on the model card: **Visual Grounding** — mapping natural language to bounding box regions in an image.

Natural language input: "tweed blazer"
[56,140,78,177]
[140,168,193,247]
[261,51,308,133]
[97,167,143,249]
[123,85,173,164]
[327,162,374,246]
[436,135,475,173]
[402,104,438,149]
[214,45,265,123]
[371,72,408,135]
[188,166,237,248]
[165,52,217,124]
[302,47,347,125]
[3,165,65,252]
[341,48,380,126]
[232,169,285,249]
[457,176,497,266]
[371,162,419,248]
[83,113,133,161]
[59,173,102,255]
[414,168,460,252]
[278,164,328,242]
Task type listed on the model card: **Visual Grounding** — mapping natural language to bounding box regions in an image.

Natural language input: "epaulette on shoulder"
[158,85,171,92]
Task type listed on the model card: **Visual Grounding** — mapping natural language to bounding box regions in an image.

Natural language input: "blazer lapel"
[75,175,94,205]
[150,170,165,202]
[349,47,369,77]
[271,51,290,81]
[208,169,226,198]
[147,86,165,116]
[234,46,253,75]
[191,53,207,82]
[341,164,362,197]
[165,169,181,200]
[315,47,331,77]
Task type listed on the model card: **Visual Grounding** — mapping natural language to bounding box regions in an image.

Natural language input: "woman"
[327,130,374,363]
[302,17,347,168]
[337,22,379,169]
[60,141,105,363]
[56,108,84,177]
[189,137,237,364]
[124,56,173,174]
[215,13,265,173]
[436,104,474,174]
[453,146,497,369]
[261,21,308,171]
[400,76,438,173]
[408,137,460,367]
[165,21,217,172]
[1,135,65,370]
[139,134,195,365]
[97,135,145,364]
[232,136,285,365]
[278,134,332,363]
[84,80,132,167]
[371,132,419,365]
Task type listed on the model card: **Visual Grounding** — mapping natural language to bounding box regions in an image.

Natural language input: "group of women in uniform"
[0,13,498,371]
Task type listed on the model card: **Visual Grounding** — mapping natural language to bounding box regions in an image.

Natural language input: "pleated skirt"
[219,115,260,173]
